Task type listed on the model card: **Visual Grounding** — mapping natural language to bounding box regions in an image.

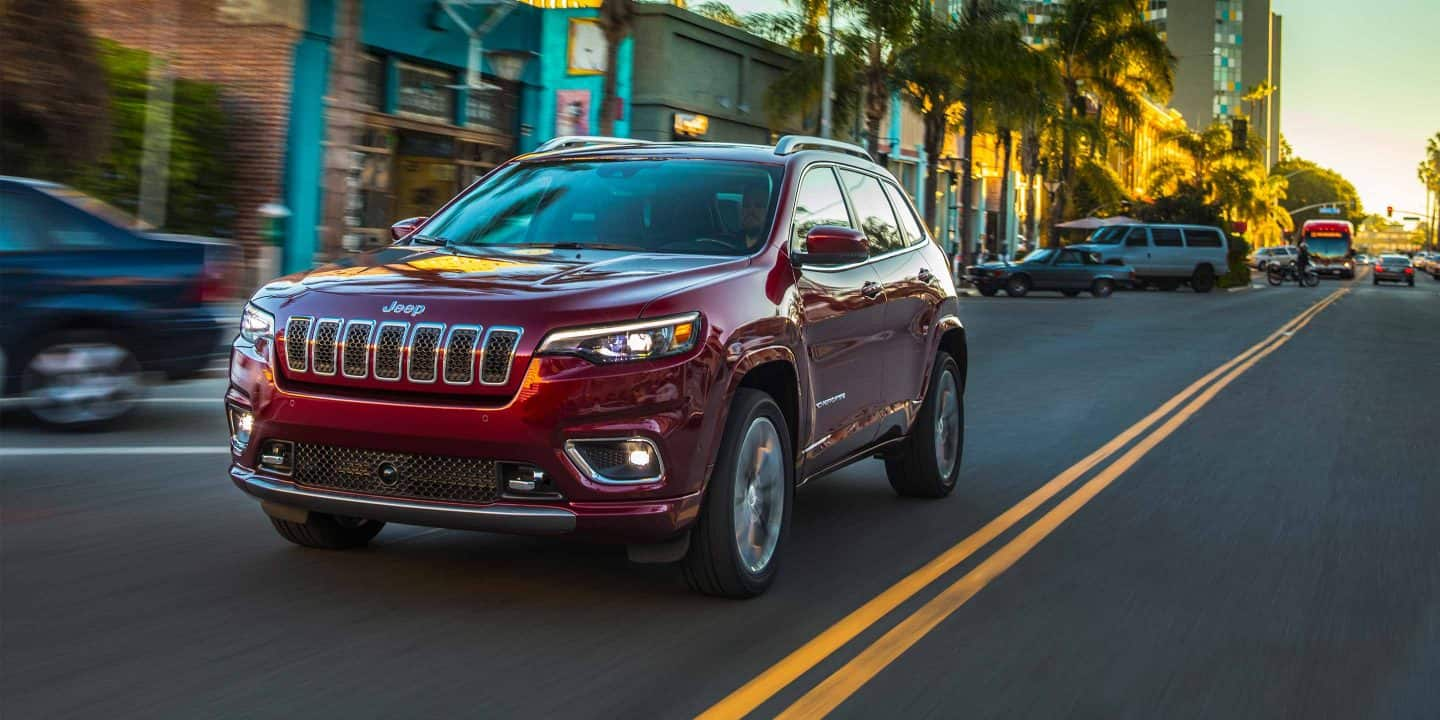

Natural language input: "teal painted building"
[282,0,632,272]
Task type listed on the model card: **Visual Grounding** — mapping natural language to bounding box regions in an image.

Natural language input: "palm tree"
[831,0,921,153]
[598,0,637,136]
[1040,0,1174,245]
[894,12,964,228]
[743,6,864,139]
[983,41,1060,258]
[951,0,1029,262]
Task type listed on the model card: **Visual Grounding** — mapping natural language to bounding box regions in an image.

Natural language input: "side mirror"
[390,216,429,242]
[793,225,868,267]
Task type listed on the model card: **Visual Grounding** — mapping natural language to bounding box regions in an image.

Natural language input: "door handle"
[861,281,883,299]
[917,267,935,283]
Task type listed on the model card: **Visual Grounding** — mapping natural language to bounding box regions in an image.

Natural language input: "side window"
[1124,227,1149,247]
[1152,227,1183,247]
[1057,250,1084,265]
[837,169,903,255]
[882,181,926,247]
[1184,228,1223,248]
[791,167,852,253]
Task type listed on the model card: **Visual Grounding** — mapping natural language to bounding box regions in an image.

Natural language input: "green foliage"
[691,1,743,28]
[67,41,236,237]
[1217,235,1251,288]
[1133,182,1223,226]
[1273,157,1363,230]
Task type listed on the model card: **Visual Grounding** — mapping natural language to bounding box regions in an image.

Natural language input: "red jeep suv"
[227,136,967,597]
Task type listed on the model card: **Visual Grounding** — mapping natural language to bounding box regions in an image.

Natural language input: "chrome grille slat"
[373,323,408,381]
[341,320,375,378]
[284,316,312,373]
[291,442,500,504]
[443,326,481,385]
[312,319,341,375]
[408,324,444,383]
[481,327,522,385]
[283,315,520,388]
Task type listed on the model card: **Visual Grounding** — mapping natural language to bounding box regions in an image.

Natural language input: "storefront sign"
[673,112,709,138]
[567,18,607,75]
[555,89,592,136]
[396,63,455,122]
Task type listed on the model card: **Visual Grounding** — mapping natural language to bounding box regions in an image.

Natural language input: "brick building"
[77,0,303,253]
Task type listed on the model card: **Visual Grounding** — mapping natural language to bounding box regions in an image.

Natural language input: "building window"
[395,62,457,124]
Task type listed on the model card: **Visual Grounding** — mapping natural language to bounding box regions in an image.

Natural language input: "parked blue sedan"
[966,248,1135,298]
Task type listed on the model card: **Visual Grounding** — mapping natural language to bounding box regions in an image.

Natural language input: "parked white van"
[1069,223,1229,293]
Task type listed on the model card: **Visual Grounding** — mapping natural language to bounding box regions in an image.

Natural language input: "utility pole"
[820,1,835,139]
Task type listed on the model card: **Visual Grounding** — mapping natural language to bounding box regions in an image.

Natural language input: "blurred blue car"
[0,176,229,428]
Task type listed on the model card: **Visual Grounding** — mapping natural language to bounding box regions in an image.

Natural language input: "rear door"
[1149,226,1185,275]
[790,166,889,471]
[1052,249,1090,289]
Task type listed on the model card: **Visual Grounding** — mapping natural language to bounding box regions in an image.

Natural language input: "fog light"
[565,438,664,484]
[228,407,253,450]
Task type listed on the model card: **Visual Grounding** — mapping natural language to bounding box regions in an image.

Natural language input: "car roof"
[513,141,890,175]
[0,175,64,189]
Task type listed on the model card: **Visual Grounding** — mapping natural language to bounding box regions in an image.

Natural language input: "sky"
[719,0,1440,218]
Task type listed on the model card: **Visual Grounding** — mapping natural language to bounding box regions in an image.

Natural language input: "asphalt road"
[3,271,1438,718]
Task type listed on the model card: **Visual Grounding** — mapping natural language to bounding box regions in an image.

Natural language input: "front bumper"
[232,465,704,540]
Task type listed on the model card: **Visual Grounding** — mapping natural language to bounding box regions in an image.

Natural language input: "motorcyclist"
[1295,240,1312,285]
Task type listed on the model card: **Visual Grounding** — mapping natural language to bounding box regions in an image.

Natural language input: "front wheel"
[1302,269,1320,287]
[885,353,963,498]
[1267,268,1284,286]
[683,388,793,598]
[1004,275,1031,298]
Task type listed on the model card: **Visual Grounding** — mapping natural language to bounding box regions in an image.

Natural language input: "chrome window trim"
[563,436,666,485]
[372,321,410,382]
[479,326,524,386]
[339,319,376,379]
[311,317,343,376]
[406,322,445,384]
[442,324,483,386]
[284,315,313,374]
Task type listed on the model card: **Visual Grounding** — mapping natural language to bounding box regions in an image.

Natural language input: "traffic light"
[1387,206,1394,218]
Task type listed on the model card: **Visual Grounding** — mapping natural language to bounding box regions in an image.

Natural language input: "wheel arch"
[733,353,802,462]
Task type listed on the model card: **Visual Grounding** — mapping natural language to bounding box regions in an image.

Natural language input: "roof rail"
[534,135,653,153]
[773,135,873,162]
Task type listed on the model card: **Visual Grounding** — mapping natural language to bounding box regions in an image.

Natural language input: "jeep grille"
[291,442,500,504]
[281,316,521,388]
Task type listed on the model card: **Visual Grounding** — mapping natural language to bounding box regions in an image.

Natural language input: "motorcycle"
[1267,261,1319,287]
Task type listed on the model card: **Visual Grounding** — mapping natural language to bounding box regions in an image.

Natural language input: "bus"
[1300,219,1356,279]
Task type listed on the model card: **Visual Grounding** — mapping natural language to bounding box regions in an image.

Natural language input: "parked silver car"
[1069,223,1230,293]
[1251,245,1297,271]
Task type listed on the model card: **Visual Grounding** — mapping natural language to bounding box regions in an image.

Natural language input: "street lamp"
[485,49,535,84]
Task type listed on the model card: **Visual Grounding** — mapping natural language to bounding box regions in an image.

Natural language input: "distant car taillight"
[1375,263,1384,271]
[992,270,1005,278]
[1404,267,1414,275]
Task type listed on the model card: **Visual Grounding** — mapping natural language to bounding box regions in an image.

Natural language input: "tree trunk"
[996,128,1013,258]
[957,89,977,266]
[320,0,364,262]
[598,29,623,136]
[922,109,945,231]
[1048,84,1079,248]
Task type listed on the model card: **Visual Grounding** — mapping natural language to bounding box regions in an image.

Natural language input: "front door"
[790,167,890,472]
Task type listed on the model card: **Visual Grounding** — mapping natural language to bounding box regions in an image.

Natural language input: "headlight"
[537,313,701,364]
[239,303,274,344]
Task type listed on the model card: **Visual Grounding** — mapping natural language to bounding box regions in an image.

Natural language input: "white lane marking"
[0,447,231,457]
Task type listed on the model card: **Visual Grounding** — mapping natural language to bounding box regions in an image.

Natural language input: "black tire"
[683,388,794,598]
[20,330,143,430]
[270,513,384,549]
[1091,278,1115,298]
[978,286,999,297]
[1004,274,1031,298]
[885,353,963,498]
[1191,265,1216,293]
[1268,268,1285,286]
[1061,289,1080,297]
[1302,270,1320,288]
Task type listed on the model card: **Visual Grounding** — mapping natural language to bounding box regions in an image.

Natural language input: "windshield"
[1085,226,1126,245]
[1303,237,1350,259]
[418,159,783,256]
[1020,249,1055,264]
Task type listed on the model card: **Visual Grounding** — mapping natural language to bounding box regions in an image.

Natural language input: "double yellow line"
[700,286,1350,720]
